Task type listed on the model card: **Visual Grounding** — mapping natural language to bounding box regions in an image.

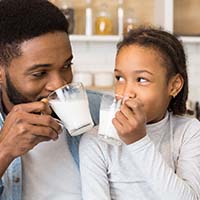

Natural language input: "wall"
[71,40,200,103]
[185,43,200,102]
[174,0,200,35]
[71,41,116,73]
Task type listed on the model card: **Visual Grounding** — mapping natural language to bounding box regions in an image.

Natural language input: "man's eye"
[32,71,47,78]
[115,76,124,82]
[63,62,73,69]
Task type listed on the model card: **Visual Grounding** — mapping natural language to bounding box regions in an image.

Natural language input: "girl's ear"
[169,74,184,98]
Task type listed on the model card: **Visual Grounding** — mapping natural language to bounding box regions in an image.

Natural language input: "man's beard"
[6,70,37,105]
[5,71,60,118]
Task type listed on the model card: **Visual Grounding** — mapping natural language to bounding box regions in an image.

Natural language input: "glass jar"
[123,9,138,34]
[117,0,124,35]
[85,0,93,35]
[95,3,113,35]
[57,0,75,34]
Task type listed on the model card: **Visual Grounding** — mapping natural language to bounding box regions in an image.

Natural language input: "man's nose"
[46,74,67,91]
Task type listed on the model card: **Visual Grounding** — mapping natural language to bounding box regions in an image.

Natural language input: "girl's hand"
[112,98,146,145]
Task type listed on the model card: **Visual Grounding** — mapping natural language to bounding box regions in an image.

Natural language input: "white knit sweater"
[79,112,200,200]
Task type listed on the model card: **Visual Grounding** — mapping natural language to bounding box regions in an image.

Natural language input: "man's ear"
[169,74,184,98]
[0,66,5,84]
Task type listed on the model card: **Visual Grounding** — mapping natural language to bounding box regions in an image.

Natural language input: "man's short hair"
[0,0,69,66]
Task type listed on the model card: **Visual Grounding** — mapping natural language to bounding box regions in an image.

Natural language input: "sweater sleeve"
[79,131,111,200]
[126,121,200,200]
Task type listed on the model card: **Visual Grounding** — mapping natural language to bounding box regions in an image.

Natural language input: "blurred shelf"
[70,35,200,44]
[180,36,200,43]
[70,35,121,42]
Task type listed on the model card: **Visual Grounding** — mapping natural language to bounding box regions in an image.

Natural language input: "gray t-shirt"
[22,130,81,200]
[79,112,200,200]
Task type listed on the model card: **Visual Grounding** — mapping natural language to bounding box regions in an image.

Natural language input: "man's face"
[0,31,73,112]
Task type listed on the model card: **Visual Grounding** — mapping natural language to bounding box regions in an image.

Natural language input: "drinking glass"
[98,94,122,145]
[48,82,94,136]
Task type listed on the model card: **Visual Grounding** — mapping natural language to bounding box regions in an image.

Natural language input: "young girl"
[79,27,200,200]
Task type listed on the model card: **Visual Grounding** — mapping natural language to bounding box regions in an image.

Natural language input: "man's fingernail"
[41,98,48,104]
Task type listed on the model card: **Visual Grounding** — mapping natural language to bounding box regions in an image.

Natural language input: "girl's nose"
[124,93,136,99]
[123,84,136,99]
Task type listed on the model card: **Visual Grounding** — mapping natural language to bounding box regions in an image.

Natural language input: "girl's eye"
[32,71,47,78]
[115,75,125,82]
[137,77,148,83]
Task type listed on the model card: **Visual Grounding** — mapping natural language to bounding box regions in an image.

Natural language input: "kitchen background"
[49,0,200,115]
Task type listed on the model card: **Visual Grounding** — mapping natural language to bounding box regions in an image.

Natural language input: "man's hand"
[113,98,146,145]
[0,100,62,161]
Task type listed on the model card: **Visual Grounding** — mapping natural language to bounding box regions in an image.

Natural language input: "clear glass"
[98,94,122,145]
[48,82,94,136]
[123,8,138,34]
[57,0,75,34]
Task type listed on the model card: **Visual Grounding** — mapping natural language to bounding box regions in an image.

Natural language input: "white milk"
[98,109,121,141]
[50,99,93,136]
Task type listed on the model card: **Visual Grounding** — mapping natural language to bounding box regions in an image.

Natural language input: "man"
[0,0,101,199]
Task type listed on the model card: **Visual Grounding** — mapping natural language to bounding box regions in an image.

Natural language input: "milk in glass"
[50,99,93,136]
[48,82,94,136]
[98,95,122,145]
[98,109,121,141]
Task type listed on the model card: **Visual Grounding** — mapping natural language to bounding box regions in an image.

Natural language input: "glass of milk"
[98,94,122,145]
[48,82,94,136]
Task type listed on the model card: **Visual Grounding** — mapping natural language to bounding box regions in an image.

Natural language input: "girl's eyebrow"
[114,68,153,75]
[133,70,153,75]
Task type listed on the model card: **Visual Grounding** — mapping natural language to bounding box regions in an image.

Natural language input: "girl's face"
[115,44,178,124]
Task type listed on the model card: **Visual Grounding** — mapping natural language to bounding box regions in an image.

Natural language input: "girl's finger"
[124,99,145,120]
[114,111,128,126]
